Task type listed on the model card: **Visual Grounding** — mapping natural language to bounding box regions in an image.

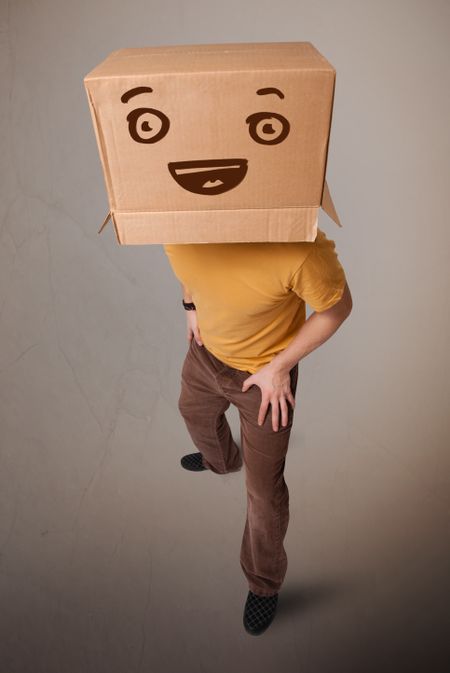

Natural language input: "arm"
[180,282,204,346]
[269,281,353,373]
[241,281,353,431]
[181,283,194,303]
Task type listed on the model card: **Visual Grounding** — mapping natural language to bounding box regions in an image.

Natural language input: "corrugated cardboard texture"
[84,41,342,244]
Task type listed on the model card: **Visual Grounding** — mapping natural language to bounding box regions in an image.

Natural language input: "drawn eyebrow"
[256,87,284,99]
[121,86,153,103]
[121,85,284,103]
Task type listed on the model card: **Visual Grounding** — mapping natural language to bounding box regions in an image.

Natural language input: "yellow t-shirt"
[163,227,347,374]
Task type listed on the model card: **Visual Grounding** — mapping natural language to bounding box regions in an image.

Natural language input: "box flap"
[321,179,342,227]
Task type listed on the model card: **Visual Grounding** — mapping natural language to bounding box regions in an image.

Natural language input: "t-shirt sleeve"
[288,230,347,312]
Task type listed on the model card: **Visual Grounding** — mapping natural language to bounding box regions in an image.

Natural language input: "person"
[163,227,353,635]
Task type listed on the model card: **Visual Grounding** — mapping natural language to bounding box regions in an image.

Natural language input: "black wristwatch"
[182,299,196,311]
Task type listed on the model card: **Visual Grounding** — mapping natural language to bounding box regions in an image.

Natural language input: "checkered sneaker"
[180,452,207,471]
[243,590,279,635]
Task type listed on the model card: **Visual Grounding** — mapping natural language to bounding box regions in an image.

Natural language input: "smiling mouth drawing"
[168,158,248,195]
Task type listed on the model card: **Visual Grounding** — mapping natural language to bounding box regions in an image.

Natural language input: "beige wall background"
[1,0,449,671]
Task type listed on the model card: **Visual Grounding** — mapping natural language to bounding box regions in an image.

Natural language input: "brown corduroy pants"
[177,337,299,596]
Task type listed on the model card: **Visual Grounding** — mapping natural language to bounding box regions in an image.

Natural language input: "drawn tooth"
[203,179,224,188]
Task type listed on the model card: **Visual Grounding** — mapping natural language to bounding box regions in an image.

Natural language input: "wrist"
[269,353,297,374]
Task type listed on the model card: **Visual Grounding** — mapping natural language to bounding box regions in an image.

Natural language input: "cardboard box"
[83,41,342,245]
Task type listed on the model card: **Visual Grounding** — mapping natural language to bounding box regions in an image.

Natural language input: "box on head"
[83,41,342,245]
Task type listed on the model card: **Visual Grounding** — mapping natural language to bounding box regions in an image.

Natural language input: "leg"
[178,341,242,474]
[232,364,299,595]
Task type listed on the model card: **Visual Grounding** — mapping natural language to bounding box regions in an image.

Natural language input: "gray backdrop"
[1,1,449,671]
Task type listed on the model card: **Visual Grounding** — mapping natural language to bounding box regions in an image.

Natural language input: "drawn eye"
[126,107,170,144]
[245,112,290,145]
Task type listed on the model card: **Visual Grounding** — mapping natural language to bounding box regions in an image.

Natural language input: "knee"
[178,390,202,420]
[246,485,289,521]
[177,391,190,417]
[246,468,288,499]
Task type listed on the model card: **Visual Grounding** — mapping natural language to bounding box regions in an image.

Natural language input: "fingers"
[186,312,202,345]
[257,397,270,426]
[287,391,296,410]
[271,399,280,432]
[279,396,289,429]
[186,327,202,345]
[259,393,296,432]
[186,333,203,345]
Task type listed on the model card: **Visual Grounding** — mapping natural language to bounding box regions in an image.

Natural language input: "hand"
[186,310,203,346]
[241,362,296,431]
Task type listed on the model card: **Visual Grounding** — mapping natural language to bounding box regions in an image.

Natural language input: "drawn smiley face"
[120,86,290,196]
